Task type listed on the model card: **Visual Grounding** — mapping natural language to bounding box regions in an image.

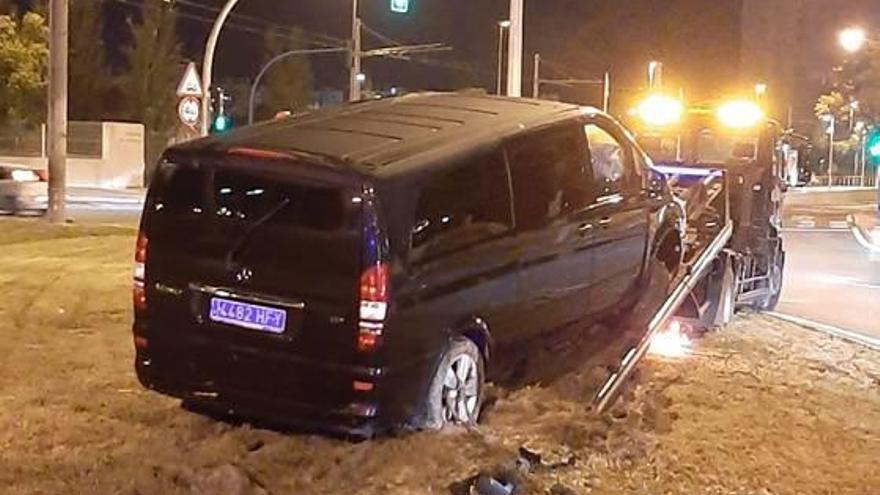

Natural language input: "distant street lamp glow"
[755,82,767,97]
[356,72,367,83]
[636,94,684,127]
[498,19,512,28]
[840,27,867,53]
[717,99,764,129]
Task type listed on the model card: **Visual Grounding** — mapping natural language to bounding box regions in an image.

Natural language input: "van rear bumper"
[133,336,432,438]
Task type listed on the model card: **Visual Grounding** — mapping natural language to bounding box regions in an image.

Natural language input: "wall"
[0,121,144,189]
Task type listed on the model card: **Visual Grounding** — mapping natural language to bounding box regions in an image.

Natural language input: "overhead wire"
[97,0,347,49]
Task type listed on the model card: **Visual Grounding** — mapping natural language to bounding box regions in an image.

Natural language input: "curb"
[766,311,880,351]
[846,214,880,253]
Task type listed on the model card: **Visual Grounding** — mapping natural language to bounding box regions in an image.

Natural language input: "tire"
[423,337,485,430]
[700,255,736,327]
[757,248,784,312]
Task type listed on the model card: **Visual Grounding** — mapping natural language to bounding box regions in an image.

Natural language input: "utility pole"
[506,0,523,97]
[532,53,540,98]
[349,0,362,102]
[47,0,69,223]
[827,115,836,186]
[496,20,510,95]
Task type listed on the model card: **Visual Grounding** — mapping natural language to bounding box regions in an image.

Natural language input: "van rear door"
[142,152,365,405]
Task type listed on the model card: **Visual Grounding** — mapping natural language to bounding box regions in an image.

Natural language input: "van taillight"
[133,232,148,312]
[358,263,388,353]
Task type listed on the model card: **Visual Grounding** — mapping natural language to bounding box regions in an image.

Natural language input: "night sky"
[7,0,879,117]
[97,0,746,110]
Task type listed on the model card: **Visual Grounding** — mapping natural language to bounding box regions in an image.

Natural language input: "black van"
[133,93,683,436]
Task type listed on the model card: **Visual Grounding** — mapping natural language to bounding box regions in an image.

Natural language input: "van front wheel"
[423,338,485,430]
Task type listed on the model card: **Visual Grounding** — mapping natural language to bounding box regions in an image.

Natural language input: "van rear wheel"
[423,338,485,430]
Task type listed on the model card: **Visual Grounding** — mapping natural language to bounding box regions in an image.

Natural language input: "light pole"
[822,113,836,185]
[496,20,510,95]
[248,47,348,124]
[506,0,523,97]
[201,0,362,135]
[201,0,240,136]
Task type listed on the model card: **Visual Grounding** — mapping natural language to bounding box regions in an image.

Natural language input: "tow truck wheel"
[756,248,785,312]
[701,255,737,327]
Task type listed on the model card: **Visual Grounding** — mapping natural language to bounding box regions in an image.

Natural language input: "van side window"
[584,123,633,196]
[411,150,512,259]
[507,124,592,230]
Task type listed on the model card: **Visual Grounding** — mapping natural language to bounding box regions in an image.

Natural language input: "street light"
[496,20,511,95]
[839,27,867,53]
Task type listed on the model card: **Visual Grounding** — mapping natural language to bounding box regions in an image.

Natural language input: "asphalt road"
[779,188,880,339]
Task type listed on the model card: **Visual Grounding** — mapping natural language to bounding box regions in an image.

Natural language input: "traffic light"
[212,114,232,134]
[868,129,880,160]
[210,87,233,135]
[390,0,409,13]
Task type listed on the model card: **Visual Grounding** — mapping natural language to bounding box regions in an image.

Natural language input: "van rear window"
[153,160,347,232]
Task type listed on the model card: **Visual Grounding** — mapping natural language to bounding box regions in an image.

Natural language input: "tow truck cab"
[633,105,786,311]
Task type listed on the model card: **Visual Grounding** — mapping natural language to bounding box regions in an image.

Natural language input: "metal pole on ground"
[348,0,362,102]
[532,52,540,98]
[47,0,69,223]
[828,115,835,186]
[603,71,610,113]
[506,0,523,97]
[496,21,508,95]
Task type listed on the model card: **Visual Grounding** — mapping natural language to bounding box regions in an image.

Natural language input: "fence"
[810,175,877,188]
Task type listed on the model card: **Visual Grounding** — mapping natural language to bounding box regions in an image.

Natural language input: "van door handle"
[577,222,594,234]
[598,217,613,228]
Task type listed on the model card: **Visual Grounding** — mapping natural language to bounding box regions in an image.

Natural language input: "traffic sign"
[178,96,201,127]
[177,62,203,97]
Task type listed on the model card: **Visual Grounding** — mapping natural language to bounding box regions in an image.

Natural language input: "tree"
[120,0,181,136]
[260,27,314,119]
[69,0,110,121]
[0,11,48,126]
[814,91,846,120]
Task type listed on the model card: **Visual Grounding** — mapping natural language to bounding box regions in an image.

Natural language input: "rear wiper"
[224,197,291,271]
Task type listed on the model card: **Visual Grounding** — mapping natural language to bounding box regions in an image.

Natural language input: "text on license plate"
[209,297,287,334]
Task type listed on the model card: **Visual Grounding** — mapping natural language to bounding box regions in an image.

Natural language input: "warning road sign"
[177,62,203,97]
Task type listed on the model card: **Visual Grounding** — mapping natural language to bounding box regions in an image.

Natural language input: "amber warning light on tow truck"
[635,94,684,127]
[716,100,764,129]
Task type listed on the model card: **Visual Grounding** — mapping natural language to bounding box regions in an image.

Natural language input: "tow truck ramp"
[594,165,739,413]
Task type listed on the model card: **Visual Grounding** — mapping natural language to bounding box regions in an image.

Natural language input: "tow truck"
[594,96,787,412]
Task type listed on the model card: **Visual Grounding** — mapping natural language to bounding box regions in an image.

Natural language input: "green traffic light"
[867,129,880,159]
[212,114,231,134]
[390,0,409,13]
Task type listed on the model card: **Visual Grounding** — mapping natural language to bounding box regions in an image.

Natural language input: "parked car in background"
[132,93,684,437]
[0,164,47,215]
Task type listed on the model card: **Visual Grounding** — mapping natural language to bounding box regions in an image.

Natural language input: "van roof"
[173,92,589,177]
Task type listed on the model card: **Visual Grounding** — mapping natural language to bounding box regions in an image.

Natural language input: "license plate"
[209,297,287,334]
